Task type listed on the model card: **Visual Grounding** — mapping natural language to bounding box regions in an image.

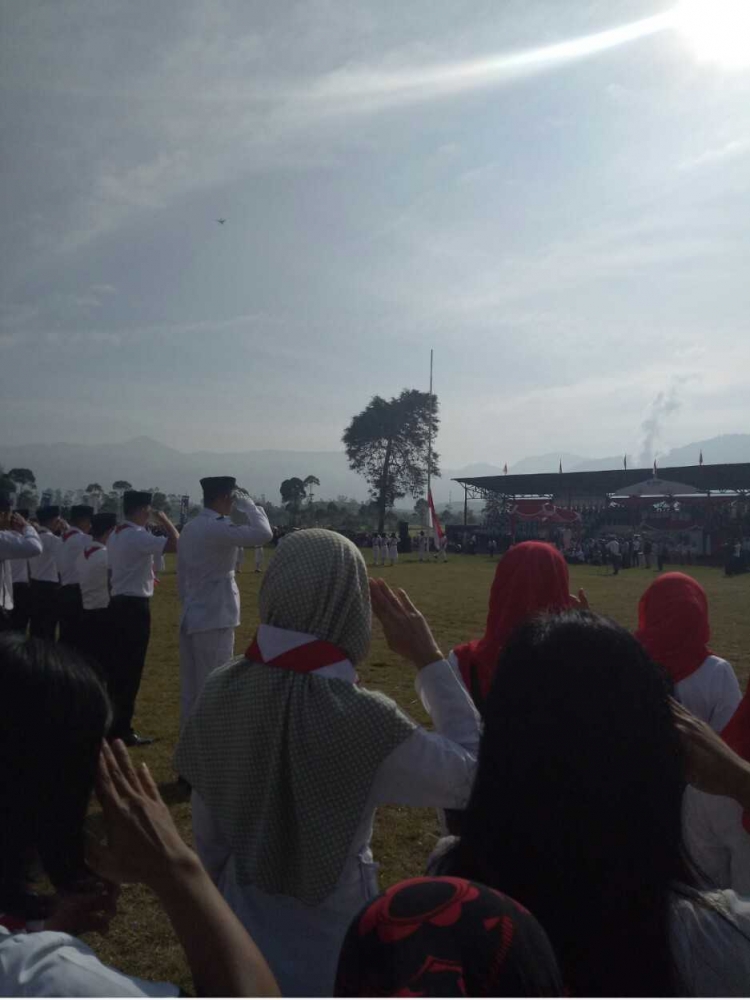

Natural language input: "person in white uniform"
[176,530,480,996]
[107,491,179,746]
[254,546,264,573]
[8,507,35,634]
[0,495,42,632]
[418,530,429,562]
[28,505,65,640]
[372,533,382,566]
[76,511,117,682]
[636,573,741,733]
[437,533,449,562]
[57,504,93,651]
[388,532,398,565]
[177,477,272,727]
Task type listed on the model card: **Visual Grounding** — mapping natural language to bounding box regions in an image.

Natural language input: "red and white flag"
[427,489,444,551]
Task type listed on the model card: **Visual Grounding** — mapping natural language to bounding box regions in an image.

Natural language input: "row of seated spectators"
[2,536,750,996]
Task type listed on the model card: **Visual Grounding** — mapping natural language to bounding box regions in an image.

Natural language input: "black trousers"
[58,584,84,650]
[29,580,60,640]
[10,582,32,634]
[79,607,114,682]
[108,596,151,739]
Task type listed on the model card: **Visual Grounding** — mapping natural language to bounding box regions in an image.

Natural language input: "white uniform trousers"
[180,625,235,726]
[373,546,381,566]
[254,547,264,572]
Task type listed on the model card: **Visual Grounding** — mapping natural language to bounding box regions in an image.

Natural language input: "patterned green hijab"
[175,529,416,906]
[259,529,371,664]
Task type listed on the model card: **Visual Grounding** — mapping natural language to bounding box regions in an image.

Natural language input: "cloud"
[679,138,750,171]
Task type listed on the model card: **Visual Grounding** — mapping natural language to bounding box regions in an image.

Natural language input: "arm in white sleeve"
[221,498,272,548]
[372,659,481,809]
[0,526,43,559]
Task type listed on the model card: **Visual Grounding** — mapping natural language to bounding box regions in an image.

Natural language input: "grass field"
[88,553,750,990]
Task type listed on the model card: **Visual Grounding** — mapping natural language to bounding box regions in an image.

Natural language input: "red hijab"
[453,542,571,704]
[721,692,750,834]
[635,573,713,685]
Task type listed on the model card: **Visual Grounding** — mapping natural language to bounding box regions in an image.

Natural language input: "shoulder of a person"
[0,927,178,997]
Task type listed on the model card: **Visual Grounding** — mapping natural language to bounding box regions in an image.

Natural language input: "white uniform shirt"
[29,528,62,583]
[57,527,92,586]
[682,786,750,896]
[177,498,272,634]
[607,539,620,556]
[76,542,110,611]
[0,926,178,997]
[419,535,429,552]
[388,536,398,554]
[1,526,43,611]
[10,557,30,584]
[107,521,167,599]
[676,655,741,733]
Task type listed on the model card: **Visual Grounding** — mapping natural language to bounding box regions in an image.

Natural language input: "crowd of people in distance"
[2,483,750,996]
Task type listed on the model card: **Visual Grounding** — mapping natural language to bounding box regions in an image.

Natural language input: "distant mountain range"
[1,434,748,504]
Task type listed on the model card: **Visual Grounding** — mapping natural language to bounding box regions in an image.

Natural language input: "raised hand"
[369,577,443,670]
[569,588,589,610]
[88,740,198,890]
[671,699,750,805]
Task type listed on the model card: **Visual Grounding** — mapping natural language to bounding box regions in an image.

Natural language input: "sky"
[1,0,749,467]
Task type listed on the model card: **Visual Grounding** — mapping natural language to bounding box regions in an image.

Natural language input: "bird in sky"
[217,218,226,225]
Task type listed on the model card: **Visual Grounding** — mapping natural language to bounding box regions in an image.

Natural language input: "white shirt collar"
[255,623,357,683]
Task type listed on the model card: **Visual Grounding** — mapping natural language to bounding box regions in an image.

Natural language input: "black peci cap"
[123,490,153,515]
[200,476,237,495]
[70,504,94,521]
[36,505,60,523]
[91,512,117,536]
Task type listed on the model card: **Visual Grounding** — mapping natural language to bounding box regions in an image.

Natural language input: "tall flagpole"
[427,348,434,511]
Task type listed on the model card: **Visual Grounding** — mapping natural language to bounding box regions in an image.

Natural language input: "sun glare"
[673,0,750,69]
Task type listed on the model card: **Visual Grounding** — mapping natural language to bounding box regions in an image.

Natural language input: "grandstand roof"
[453,463,750,498]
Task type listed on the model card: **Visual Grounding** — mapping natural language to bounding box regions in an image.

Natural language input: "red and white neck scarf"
[246,624,357,682]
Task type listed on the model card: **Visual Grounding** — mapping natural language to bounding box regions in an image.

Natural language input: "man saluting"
[107,490,179,746]
[177,477,272,725]
[57,503,94,650]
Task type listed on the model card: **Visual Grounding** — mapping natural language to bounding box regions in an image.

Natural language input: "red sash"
[245,633,348,674]
[114,523,132,535]
[62,529,79,542]
[84,545,103,560]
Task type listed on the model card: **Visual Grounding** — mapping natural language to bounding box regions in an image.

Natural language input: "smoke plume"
[638,382,685,467]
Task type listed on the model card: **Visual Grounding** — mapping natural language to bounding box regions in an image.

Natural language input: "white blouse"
[676,655,742,733]
[683,785,750,896]
[191,657,481,997]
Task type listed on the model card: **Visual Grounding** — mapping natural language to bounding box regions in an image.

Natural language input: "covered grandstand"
[451,462,750,557]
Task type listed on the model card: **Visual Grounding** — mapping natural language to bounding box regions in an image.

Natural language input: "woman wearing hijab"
[450,542,585,713]
[175,529,481,997]
[635,572,741,732]
[334,877,563,997]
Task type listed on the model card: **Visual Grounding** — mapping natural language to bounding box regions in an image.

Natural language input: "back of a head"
[636,573,711,684]
[335,877,563,997]
[0,634,110,906]
[259,528,371,665]
[458,611,688,995]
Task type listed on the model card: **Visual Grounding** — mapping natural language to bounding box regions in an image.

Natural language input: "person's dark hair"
[438,611,696,997]
[0,634,111,911]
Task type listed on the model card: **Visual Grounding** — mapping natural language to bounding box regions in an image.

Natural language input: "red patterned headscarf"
[453,543,571,706]
[635,573,713,684]
[335,877,563,997]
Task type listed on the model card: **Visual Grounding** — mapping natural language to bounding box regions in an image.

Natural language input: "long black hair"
[0,634,110,911]
[439,611,697,996]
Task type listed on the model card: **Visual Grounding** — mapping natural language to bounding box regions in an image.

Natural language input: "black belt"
[111,595,149,604]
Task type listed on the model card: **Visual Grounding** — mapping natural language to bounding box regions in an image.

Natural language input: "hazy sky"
[2,0,749,467]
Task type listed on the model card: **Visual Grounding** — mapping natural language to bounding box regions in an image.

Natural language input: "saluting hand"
[370,577,443,670]
[569,588,589,610]
[9,512,28,532]
[671,699,750,806]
